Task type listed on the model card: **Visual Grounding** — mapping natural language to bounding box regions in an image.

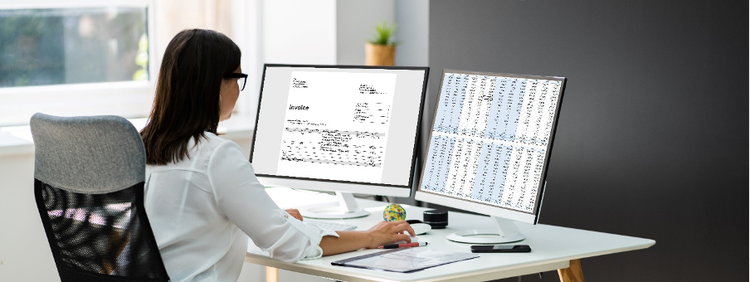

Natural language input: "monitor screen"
[250,64,429,198]
[416,70,566,224]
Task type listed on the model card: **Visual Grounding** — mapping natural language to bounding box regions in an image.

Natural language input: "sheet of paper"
[332,247,479,273]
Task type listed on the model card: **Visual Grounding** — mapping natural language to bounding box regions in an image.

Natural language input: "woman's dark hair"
[141,29,241,165]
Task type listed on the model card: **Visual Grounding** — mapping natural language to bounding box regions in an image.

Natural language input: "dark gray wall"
[427,1,747,281]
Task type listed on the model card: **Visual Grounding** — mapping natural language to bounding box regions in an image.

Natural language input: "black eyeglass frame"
[225,72,249,91]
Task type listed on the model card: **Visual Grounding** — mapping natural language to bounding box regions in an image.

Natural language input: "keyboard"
[305,220,357,231]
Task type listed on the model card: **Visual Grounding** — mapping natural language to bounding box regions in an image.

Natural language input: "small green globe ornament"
[383,204,406,221]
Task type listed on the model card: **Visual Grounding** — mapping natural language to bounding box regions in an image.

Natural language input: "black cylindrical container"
[423,209,448,229]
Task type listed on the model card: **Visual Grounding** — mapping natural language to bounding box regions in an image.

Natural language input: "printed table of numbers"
[421,72,563,213]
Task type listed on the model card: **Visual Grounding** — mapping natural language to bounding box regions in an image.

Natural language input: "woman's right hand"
[319,220,417,256]
[364,220,416,249]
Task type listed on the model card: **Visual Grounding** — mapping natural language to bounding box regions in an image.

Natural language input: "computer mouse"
[409,222,432,235]
[406,219,432,235]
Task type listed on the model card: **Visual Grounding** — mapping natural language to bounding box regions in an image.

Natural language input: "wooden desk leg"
[266,266,278,282]
[557,259,585,282]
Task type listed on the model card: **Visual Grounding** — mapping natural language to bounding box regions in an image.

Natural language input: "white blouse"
[144,133,336,282]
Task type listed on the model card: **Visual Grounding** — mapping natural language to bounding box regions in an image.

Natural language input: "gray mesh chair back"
[30,113,170,282]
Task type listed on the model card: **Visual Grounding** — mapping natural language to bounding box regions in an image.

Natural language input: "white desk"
[247,188,655,282]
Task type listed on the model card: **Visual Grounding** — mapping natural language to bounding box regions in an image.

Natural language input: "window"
[0,1,155,126]
[0,7,149,87]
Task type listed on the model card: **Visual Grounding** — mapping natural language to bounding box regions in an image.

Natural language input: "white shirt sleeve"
[206,140,337,262]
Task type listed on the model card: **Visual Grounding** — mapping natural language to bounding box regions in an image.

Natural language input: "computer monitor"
[415,70,566,243]
[250,64,429,219]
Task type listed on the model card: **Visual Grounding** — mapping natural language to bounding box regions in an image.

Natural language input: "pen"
[378,242,428,249]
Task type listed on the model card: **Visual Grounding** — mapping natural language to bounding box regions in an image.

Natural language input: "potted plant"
[365,20,397,66]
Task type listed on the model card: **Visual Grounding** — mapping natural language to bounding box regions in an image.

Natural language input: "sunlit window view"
[0,7,148,88]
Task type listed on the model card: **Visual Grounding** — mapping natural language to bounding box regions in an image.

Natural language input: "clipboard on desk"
[331,247,479,273]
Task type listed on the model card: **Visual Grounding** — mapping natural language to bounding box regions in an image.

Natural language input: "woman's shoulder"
[202,131,230,144]
[201,132,243,156]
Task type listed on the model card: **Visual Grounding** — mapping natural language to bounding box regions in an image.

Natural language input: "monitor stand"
[446,216,525,244]
[300,192,370,219]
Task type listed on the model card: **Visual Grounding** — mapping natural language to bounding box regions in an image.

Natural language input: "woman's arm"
[319,220,416,256]
[210,141,416,261]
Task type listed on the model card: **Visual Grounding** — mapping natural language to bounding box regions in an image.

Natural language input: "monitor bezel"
[415,69,566,224]
[249,64,430,198]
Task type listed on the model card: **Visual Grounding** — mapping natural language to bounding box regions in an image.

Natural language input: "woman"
[140,29,414,282]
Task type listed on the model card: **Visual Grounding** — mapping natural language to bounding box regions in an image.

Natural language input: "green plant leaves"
[369,20,397,46]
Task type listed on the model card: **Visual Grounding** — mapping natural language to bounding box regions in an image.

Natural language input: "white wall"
[335,0,395,65]
[261,0,337,65]
[0,151,59,281]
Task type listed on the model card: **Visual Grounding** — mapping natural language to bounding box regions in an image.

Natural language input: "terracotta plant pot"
[365,42,396,66]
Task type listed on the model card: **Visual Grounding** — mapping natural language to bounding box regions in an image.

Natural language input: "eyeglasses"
[225,72,248,91]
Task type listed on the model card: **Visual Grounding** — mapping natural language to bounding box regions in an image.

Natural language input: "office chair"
[30,113,170,282]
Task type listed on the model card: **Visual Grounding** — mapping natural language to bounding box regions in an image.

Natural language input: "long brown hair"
[141,29,241,165]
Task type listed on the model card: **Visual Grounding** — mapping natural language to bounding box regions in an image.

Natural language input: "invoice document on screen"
[276,71,397,184]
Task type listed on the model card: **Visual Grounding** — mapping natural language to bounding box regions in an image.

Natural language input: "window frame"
[0,0,157,126]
